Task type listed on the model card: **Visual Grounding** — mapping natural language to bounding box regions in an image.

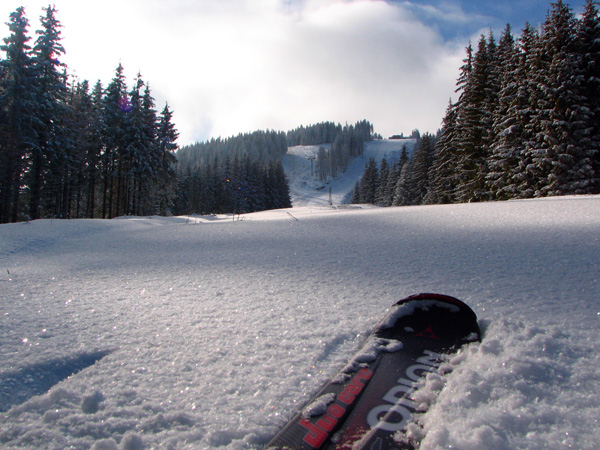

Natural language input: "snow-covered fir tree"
[410,133,436,204]
[486,24,523,200]
[527,0,597,196]
[0,7,37,223]
[29,5,69,219]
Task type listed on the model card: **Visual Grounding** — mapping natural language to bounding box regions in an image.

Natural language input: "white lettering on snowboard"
[366,350,444,432]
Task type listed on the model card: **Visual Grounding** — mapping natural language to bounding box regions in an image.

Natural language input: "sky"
[0,0,589,146]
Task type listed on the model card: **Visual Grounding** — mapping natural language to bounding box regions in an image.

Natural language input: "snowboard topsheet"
[263,293,481,450]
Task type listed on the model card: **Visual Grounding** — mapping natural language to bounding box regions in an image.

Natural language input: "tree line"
[351,136,432,206]
[175,131,291,215]
[315,120,375,181]
[287,121,342,146]
[0,6,179,223]
[354,0,600,206]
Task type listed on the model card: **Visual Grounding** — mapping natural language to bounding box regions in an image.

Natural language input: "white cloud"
[1,0,467,144]
[401,1,489,25]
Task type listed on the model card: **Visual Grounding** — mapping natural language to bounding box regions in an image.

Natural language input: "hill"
[283,139,416,206]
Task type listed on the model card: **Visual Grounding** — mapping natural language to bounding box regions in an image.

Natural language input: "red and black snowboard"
[263,293,481,450]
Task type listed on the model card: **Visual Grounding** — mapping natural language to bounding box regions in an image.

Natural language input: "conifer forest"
[354,0,600,206]
[0,7,179,223]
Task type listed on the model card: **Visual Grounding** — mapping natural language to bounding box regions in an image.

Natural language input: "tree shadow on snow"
[0,350,111,412]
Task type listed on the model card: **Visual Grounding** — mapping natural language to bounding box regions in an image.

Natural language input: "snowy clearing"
[1,195,599,450]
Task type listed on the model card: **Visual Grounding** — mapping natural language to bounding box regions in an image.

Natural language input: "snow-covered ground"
[1,195,599,449]
[283,139,416,206]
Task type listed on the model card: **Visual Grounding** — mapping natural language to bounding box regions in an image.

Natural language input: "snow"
[302,393,336,419]
[337,337,404,378]
[1,183,599,448]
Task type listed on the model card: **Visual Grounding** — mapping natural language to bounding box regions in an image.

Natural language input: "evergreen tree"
[359,158,378,204]
[287,121,341,146]
[156,103,178,215]
[67,80,95,218]
[487,24,533,199]
[312,121,374,182]
[427,44,475,205]
[122,74,156,216]
[453,35,495,202]
[174,129,290,215]
[266,159,292,209]
[486,24,520,199]
[0,7,37,222]
[85,80,106,217]
[29,5,69,219]
[317,146,328,181]
[428,100,460,204]
[375,158,389,206]
[410,133,436,204]
[530,1,597,195]
[506,23,542,198]
[577,0,600,192]
[350,181,361,204]
[392,160,411,206]
[383,159,401,206]
[101,63,128,218]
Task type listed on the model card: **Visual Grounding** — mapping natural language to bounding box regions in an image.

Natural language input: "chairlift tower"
[307,155,316,177]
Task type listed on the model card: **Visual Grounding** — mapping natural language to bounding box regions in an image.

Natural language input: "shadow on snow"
[0,350,111,412]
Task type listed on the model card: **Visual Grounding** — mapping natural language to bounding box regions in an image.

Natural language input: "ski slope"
[283,139,416,206]
[1,196,599,450]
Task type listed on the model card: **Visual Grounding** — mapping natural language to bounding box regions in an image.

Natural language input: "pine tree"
[359,158,378,204]
[427,44,474,205]
[375,157,389,206]
[410,133,436,204]
[431,0,600,204]
[0,7,183,221]
[156,102,178,215]
[530,1,597,195]
[453,35,495,202]
[577,0,600,193]
[506,23,542,198]
[122,74,155,216]
[86,81,105,217]
[487,24,522,199]
[383,159,401,206]
[266,159,292,209]
[428,100,460,204]
[392,160,411,206]
[67,80,95,218]
[0,7,37,222]
[30,5,70,218]
[317,146,328,181]
[101,63,128,218]
[351,181,361,204]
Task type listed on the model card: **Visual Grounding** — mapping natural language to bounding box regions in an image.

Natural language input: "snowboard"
[263,293,481,450]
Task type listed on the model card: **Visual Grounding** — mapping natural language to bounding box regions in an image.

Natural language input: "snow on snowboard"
[264,293,481,450]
